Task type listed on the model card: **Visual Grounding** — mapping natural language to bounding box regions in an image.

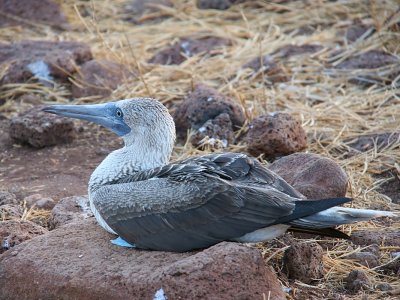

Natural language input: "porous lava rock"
[49,195,92,230]
[342,24,374,43]
[0,40,92,84]
[336,50,398,70]
[375,169,400,204]
[345,270,370,293]
[0,219,286,300]
[71,59,132,98]
[285,25,316,36]
[378,253,400,276]
[332,50,399,86]
[246,113,307,159]
[268,153,348,199]
[0,220,47,254]
[0,0,69,30]
[345,132,400,153]
[190,113,235,148]
[351,230,400,247]
[283,240,324,284]
[375,283,393,291]
[242,55,289,83]
[23,194,56,210]
[197,0,244,10]
[174,84,245,142]
[0,190,18,205]
[347,251,379,268]
[0,204,23,220]
[272,44,323,59]
[148,36,230,65]
[125,0,173,24]
[9,106,76,148]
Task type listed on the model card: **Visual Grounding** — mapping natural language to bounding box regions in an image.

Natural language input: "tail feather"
[273,197,352,225]
[289,207,399,229]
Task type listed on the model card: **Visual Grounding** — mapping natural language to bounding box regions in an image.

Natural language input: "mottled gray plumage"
[43,98,398,252]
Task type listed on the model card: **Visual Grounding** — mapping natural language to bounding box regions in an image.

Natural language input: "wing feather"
[92,152,309,251]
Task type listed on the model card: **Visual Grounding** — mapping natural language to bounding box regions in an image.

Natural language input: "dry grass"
[1,0,399,298]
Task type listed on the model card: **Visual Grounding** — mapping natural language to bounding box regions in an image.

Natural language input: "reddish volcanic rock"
[23,194,56,210]
[0,218,286,300]
[351,230,400,247]
[283,240,325,284]
[331,50,400,86]
[72,59,133,98]
[197,0,243,10]
[0,190,18,206]
[269,153,348,199]
[190,113,235,148]
[174,84,245,142]
[246,113,307,159]
[0,0,69,30]
[9,106,76,148]
[0,40,92,84]
[0,220,47,254]
[125,0,173,24]
[148,36,230,65]
[345,132,400,153]
[345,270,370,293]
[0,204,23,221]
[375,169,400,204]
[272,44,323,59]
[48,195,91,230]
[242,55,289,83]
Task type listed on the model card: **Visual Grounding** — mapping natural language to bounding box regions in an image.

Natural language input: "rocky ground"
[0,0,399,299]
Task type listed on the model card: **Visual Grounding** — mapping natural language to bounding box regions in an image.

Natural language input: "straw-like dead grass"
[1,0,399,298]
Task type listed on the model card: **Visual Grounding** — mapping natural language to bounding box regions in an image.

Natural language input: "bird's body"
[43,98,398,252]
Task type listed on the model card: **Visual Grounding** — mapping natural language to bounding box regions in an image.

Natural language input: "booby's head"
[43,98,176,150]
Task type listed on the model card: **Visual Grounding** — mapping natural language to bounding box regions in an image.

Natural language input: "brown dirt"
[0,117,122,201]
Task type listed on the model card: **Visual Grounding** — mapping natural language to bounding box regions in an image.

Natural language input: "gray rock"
[0,219,286,300]
[9,105,76,148]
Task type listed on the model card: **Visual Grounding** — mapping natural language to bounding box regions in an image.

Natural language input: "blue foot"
[111,236,136,248]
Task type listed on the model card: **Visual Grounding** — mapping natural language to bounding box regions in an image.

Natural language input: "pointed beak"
[42,103,131,136]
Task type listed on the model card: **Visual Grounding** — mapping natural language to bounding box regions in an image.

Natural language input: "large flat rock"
[0,218,285,300]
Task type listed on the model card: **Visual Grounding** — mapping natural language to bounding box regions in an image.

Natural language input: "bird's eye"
[116,109,123,118]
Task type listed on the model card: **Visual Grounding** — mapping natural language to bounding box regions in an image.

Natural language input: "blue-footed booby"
[43,98,398,252]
